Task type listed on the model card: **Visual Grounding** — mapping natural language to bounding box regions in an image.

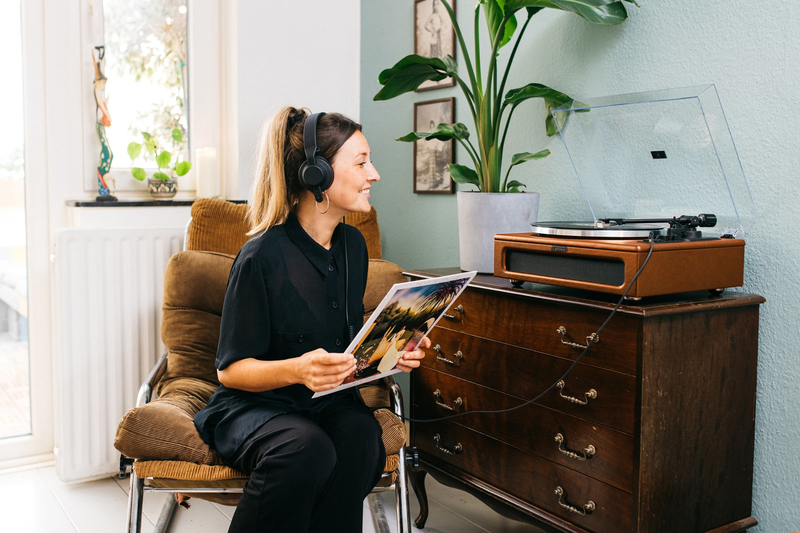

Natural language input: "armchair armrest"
[136,352,169,407]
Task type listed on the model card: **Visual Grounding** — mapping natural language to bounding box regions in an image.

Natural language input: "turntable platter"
[531,221,665,239]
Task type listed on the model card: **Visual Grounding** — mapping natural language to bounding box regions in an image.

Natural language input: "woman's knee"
[254,422,338,483]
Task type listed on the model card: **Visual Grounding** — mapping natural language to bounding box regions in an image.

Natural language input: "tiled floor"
[0,463,546,532]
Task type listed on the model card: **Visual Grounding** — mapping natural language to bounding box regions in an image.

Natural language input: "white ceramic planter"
[457,191,540,273]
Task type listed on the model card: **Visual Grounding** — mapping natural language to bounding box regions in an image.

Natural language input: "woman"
[194,107,429,532]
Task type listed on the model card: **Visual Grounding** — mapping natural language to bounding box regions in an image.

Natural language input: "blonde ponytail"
[247,107,307,235]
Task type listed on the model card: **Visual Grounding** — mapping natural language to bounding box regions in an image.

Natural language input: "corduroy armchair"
[115,199,412,533]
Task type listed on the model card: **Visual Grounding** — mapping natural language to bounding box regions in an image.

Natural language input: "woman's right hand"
[295,349,356,392]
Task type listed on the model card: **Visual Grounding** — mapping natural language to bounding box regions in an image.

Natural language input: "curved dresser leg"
[411,468,429,529]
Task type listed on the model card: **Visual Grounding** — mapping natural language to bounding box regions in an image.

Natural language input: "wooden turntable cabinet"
[494,229,745,299]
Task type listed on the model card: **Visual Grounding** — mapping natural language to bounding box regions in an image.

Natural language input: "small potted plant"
[374,0,636,272]
[128,128,192,199]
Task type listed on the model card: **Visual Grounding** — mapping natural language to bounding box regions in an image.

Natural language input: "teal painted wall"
[362,1,800,531]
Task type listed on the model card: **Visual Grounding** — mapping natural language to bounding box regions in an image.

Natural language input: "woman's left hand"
[396,337,431,373]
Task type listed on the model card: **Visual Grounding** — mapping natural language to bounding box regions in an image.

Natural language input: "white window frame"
[80,0,222,195]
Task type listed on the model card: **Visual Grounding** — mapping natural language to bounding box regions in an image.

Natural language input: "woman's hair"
[247,107,363,235]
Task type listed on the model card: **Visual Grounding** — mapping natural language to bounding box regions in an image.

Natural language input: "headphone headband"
[303,112,325,167]
[299,112,333,203]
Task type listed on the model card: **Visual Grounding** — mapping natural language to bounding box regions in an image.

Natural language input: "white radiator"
[53,227,184,482]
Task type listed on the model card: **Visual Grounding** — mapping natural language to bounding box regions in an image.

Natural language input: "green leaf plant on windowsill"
[128,128,192,199]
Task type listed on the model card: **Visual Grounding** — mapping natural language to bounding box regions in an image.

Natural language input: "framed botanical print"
[413,98,455,194]
[414,0,456,91]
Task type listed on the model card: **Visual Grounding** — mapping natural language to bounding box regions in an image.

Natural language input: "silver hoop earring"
[315,192,330,215]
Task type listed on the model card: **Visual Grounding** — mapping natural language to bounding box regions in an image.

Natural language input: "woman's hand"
[294,349,356,392]
[395,336,431,373]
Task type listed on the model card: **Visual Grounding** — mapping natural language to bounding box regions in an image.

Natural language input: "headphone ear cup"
[314,156,334,192]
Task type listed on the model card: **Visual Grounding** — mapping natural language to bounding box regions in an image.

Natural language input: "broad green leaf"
[374,54,455,100]
[153,172,170,180]
[504,0,628,25]
[510,149,550,167]
[396,122,471,142]
[504,83,574,136]
[145,138,156,156]
[504,83,572,108]
[175,161,192,176]
[172,128,183,143]
[142,132,151,141]
[131,167,146,181]
[156,150,172,169]
[127,142,142,161]
[448,163,481,189]
[506,180,528,192]
[483,0,518,50]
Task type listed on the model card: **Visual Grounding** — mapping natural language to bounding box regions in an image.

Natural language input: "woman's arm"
[218,349,356,393]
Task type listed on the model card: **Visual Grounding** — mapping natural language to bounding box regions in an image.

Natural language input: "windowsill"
[65,198,246,207]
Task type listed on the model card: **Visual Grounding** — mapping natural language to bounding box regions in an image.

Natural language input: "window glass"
[102,0,189,168]
[0,0,31,440]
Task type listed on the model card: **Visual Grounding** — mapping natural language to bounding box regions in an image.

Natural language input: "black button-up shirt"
[194,211,368,459]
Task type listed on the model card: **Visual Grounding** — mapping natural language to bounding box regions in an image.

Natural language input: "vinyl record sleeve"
[312,270,477,398]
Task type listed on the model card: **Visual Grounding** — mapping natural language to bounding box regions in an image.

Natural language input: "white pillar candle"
[195,147,219,199]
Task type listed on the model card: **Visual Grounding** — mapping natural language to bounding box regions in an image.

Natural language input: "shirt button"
[328,265,334,272]
[298,335,304,343]
[335,339,342,346]
[332,302,338,309]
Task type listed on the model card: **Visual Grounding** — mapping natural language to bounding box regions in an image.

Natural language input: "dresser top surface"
[404,268,765,317]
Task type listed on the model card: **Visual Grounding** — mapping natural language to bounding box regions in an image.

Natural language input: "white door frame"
[0,0,55,466]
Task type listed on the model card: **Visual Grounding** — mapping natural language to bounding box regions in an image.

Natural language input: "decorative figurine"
[93,45,117,201]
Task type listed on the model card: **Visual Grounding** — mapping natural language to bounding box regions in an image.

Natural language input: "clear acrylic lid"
[551,85,756,237]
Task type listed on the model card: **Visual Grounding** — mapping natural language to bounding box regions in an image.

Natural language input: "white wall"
[361,1,800,532]
[235,0,362,199]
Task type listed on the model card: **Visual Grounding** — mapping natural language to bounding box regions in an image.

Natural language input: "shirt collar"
[285,211,343,276]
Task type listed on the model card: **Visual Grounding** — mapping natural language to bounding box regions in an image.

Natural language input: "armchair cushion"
[160,251,233,387]
[188,199,383,260]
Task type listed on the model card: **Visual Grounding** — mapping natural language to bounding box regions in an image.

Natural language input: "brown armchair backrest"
[160,251,234,388]
[187,198,383,259]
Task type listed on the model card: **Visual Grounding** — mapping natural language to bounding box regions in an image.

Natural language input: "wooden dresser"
[405,268,763,533]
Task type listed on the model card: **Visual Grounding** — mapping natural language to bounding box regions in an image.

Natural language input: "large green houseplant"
[374,0,635,271]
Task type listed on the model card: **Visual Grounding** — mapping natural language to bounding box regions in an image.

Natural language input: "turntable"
[494,85,756,299]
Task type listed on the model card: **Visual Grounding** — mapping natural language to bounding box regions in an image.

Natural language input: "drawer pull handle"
[433,344,464,365]
[433,389,463,411]
[443,305,465,320]
[557,326,599,350]
[554,486,595,516]
[433,434,462,455]
[556,380,597,406]
[555,433,596,461]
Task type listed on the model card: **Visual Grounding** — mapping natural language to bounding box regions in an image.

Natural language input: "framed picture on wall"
[414,0,456,91]
[414,98,455,194]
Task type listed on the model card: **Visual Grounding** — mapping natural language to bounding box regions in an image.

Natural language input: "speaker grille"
[506,250,625,286]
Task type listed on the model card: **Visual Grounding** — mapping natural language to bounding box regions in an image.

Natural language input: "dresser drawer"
[414,420,633,533]
[422,328,636,434]
[413,367,634,493]
[439,289,639,375]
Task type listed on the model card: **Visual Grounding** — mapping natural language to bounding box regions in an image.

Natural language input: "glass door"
[0,0,31,442]
[0,0,53,464]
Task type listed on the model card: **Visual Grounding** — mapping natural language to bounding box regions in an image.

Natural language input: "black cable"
[342,217,355,344]
[401,232,657,423]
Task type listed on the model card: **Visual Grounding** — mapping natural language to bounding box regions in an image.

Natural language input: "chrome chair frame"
[122,355,414,532]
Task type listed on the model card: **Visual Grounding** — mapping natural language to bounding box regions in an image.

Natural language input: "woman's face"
[328,130,380,214]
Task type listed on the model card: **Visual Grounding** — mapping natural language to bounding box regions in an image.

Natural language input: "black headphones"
[298,112,334,203]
